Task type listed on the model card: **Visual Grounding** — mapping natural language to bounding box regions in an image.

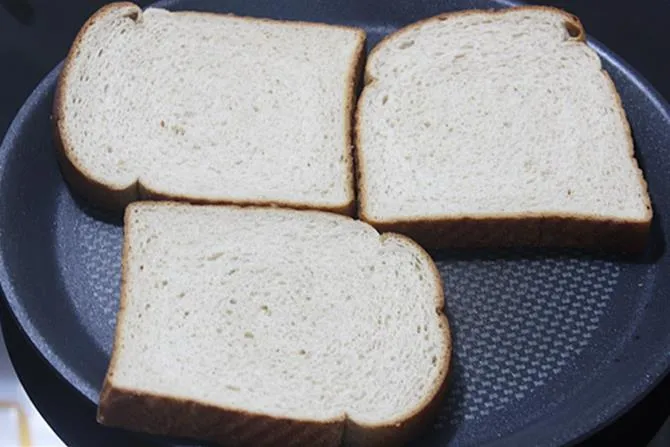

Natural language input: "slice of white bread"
[53,3,365,214]
[97,202,451,446]
[356,7,653,252]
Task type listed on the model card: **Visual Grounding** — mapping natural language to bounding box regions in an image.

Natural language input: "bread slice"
[53,3,365,214]
[356,6,653,252]
[97,202,451,446]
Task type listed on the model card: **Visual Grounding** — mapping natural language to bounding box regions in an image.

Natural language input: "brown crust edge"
[367,215,651,254]
[53,2,366,217]
[98,202,345,446]
[354,6,653,254]
[53,2,142,211]
[344,233,451,447]
[98,386,344,447]
[343,31,367,217]
[98,202,452,447]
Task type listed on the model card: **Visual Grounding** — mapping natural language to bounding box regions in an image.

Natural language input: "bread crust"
[355,6,653,253]
[98,202,451,446]
[98,202,345,446]
[52,2,141,211]
[343,234,451,447]
[98,384,344,447]
[367,215,650,254]
[53,2,366,216]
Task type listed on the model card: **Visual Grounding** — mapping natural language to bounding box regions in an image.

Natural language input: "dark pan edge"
[0,64,104,402]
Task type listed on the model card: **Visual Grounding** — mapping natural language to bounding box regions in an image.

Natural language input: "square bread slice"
[97,202,451,446]
[54,3,365,214]
[356,7,653,252]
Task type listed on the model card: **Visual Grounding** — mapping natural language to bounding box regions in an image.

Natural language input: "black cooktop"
[0,1,668,446]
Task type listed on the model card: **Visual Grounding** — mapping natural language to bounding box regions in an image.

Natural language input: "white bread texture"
[54,3,365,215]
[356,7,652,252]
[97,202,451,447]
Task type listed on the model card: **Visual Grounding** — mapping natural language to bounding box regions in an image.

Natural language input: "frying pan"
[1,0,669,446]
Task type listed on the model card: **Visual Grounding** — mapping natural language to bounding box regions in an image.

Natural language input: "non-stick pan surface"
[1,0,669,446]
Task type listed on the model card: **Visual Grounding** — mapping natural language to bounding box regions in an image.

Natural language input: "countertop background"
[0,329,64,446]
[0,0,668,446]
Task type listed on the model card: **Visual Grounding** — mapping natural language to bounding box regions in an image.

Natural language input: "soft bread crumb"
[98,202,451,446]
[357,7,652,247]
[56,3,365,212]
